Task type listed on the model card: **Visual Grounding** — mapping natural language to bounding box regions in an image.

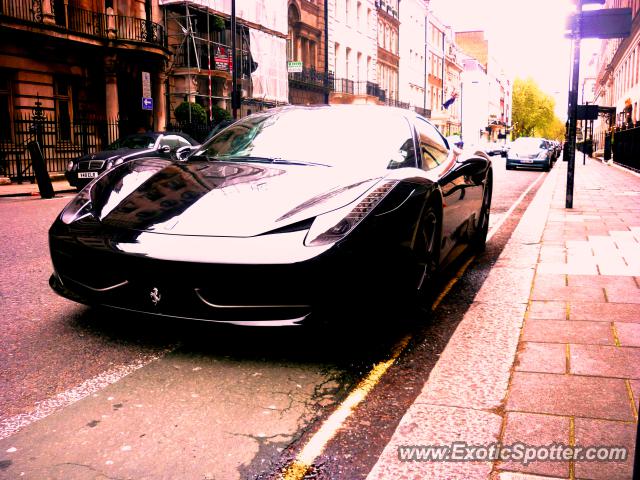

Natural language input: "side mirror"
[159,145,171,154]
[175,145,197,160]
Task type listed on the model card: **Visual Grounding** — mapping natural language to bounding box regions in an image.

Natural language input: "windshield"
[192,108,417,170]
[106,135,156,151]
[511,138,544,151]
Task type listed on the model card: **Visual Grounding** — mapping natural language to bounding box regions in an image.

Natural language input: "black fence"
[288,68,333,90]
[612,126,640,170]
[168,121,213,144]
[0,113,125,183]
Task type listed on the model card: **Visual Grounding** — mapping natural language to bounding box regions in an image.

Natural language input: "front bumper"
[506,157,550,169]
[49,223,407,326]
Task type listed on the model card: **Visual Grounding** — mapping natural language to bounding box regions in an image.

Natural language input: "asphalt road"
[0,154,546,480]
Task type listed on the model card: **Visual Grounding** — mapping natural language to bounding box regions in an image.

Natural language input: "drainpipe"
[324,0,329,104]
[441,30,445,113]
[423,9,427,112]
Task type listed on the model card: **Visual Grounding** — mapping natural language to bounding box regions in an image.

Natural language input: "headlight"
[537,151,547,159]
[60,187,92,224]
[304,181,397,246]
[66,161,75,171]
[114,158,124,166]
[105,159,113,170]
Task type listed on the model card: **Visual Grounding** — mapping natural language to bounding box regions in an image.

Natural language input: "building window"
[309,41,317,69]
[0,71,12,142]
[55,77,73,141]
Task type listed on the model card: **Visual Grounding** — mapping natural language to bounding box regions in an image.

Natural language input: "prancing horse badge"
[150,287,161,306]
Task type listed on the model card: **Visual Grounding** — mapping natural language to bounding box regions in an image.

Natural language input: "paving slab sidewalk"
[0,178,75,197]
[367,158,640,480]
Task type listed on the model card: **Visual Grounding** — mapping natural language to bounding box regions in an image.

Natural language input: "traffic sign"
[142,71,151,98]
[577,104,599,120]
[142,97,153,111]
[566,8,632,39]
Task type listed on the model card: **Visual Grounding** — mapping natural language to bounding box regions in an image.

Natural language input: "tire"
[543,161,551,172]
[472,171,492,252]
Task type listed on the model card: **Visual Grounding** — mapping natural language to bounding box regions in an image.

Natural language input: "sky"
[429,0,595,120]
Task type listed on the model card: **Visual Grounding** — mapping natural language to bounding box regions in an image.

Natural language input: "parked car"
[506,137,554,171]
[500,140,512,157]
[49,105,493,326]
[483,141,503,156]
[65,132,199,191]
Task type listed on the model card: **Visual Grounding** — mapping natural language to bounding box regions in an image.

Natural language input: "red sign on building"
[214,45,232,72]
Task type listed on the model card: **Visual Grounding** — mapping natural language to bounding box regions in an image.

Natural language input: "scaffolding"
[164,1,258,124]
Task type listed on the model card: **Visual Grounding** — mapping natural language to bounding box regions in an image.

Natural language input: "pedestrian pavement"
[367,157,640,480]
[0,177,75,197]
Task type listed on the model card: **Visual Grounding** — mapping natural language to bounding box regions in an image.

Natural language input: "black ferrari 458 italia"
[49,105,492,326]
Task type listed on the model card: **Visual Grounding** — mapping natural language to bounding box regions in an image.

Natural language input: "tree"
[539,116,566,141]
[174,101,207,125]
[512,77,556,139]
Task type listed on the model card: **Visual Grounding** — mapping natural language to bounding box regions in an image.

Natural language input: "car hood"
[94,158,381,237]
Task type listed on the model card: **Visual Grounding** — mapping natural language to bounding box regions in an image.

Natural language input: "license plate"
[521,159,534,163]
[78,172,99,179]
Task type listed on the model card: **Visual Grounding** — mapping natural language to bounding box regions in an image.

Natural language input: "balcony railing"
[0,0,165,48]
[288,67,333,90]
[332,78,387,101]
[0,0,43,22]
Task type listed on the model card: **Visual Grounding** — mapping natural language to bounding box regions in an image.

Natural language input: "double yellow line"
[279,256,475,480]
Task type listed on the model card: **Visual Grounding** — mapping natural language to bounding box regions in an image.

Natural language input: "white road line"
[0,349,172,441]
[487,171,546,243]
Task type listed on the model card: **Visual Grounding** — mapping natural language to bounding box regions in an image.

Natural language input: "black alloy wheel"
[473,171,493,252]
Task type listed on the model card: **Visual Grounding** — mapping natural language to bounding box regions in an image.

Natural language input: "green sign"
[287,61,303,73]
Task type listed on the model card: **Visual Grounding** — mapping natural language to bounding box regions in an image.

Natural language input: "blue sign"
[142,97,153,110]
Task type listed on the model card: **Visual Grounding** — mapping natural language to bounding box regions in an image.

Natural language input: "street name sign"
[566,8,632,39]
[577,104,599,120]
[142,71,151,98]
[142,97,153,111]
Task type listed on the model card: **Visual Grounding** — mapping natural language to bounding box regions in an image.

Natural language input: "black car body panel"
[50,106,492,326]
[66,132,199,189]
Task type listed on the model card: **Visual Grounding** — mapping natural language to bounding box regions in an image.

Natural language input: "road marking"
[280,335,411,480]
[0,349,172,441]
[486,171,545,243]
[431,255,476,311]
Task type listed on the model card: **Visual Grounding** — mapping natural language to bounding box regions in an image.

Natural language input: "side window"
[386,119,417,170]
[415,118,449,171]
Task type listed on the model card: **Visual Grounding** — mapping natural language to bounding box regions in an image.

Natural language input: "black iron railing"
[0,0,43,22]
[414,106,431,118]
[0,1,165,48]
[0,112,125,182]
[332,78,387,101]
[288,67,333,90]
[612,126,640,170]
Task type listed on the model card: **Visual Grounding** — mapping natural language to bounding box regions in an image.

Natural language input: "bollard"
[27,141,54,199]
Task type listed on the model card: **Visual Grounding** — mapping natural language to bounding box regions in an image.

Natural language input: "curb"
[0,188,76,198]
[366,166,561,480]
